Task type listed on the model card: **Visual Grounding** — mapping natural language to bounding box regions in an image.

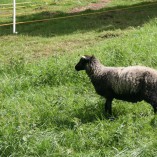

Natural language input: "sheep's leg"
[145,93,157,113]
[151,102,157,113]
[104,99,113,115]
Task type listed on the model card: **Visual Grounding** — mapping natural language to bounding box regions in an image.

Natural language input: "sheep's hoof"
[108,116,115,121]
[104,113,115,120]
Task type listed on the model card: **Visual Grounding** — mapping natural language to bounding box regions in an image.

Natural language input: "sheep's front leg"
[104,98,113,115]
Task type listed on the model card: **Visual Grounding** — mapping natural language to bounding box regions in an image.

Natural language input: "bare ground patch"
[70,0,111,13]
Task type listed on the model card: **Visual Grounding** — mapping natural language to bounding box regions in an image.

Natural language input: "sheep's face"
[75,55,92,71]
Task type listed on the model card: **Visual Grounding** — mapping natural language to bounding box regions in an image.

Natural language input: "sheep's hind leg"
[151,102,157,113]
[145,94,157,113]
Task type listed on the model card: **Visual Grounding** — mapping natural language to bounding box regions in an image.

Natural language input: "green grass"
[0,0,157,156]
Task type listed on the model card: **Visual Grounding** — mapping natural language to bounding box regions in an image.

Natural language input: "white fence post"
[13,0,17,34]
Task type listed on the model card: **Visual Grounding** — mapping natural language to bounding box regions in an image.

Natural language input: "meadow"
[0,0,157,156]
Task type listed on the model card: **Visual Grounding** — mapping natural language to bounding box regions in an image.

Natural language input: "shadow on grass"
[53,102,105,129]
[0,1,157,37]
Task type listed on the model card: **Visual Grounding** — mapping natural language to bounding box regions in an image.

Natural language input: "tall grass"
[0,0,157,156]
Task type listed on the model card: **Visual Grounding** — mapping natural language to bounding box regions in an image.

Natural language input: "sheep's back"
[110,66,157,95]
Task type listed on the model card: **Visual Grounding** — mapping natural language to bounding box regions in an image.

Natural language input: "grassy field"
[0,0,157,156]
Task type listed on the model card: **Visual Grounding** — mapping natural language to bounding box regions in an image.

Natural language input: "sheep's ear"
[81,55,92,61]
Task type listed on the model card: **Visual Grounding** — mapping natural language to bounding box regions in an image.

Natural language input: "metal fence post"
[13,0,17,34]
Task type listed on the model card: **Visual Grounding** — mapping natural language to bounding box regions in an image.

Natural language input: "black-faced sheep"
[75,55,157,115]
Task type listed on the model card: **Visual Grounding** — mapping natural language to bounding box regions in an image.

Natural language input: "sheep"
[75,55,157,115]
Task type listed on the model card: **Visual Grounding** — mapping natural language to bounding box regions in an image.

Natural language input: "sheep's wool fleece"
[87,58,157,95]
[109,66,157,94]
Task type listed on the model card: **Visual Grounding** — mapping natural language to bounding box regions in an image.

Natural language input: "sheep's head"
[75,55,94,71]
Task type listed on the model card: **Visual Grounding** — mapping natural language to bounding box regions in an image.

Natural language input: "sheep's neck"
[86,60,104,79]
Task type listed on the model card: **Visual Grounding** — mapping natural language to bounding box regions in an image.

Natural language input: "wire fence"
[0,2,31,6]
[0,1,157,32]
[0,2,42,16]
[0,1,46,12]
